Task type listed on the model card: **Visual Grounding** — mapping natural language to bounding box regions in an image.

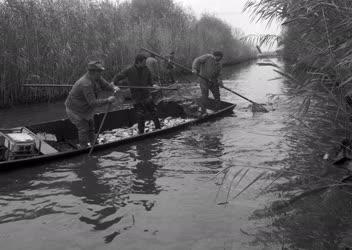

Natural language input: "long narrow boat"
[0,99,235,170]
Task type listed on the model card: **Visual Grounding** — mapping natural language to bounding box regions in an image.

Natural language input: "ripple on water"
[1,59,334,250]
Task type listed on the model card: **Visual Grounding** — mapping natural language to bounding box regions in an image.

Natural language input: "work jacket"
[65,73,114,119]
[113,65,152,103]
[192,54,222,80]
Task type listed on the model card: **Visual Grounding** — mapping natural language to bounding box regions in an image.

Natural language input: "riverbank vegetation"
[246,0,352,118]
[0,0,256,107]
[242,0,352,248]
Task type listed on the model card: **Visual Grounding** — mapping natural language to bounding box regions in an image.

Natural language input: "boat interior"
[0,99,230,161]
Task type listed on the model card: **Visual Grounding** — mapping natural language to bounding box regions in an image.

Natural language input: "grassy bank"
[0,0,257,108]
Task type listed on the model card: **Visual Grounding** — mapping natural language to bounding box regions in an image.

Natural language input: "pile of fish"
[98,117,195,144]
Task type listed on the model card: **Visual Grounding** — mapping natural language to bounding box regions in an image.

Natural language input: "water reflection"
[66,158,131,243]
[2,59,331,250]
[69,139,165,244]
[247,85,352,249]
[181,125,225,170]
[70,159,112,204]
[0,165,74,225]
[250,186,352,249]
[131,140,162,195]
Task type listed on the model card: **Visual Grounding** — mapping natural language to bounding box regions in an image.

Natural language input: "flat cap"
[87,61,105,71]
[213,51,223,58]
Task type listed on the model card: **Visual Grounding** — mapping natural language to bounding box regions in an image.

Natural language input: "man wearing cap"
[112,54,161,134]
[192,51,224,115]
[65,61,119,148]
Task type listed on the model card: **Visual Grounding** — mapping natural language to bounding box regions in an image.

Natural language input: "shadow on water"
[71,139,164,243]
[0,138,168,245]
[181,129,224,170]
[130,141,162,195]
[68,157,132,243]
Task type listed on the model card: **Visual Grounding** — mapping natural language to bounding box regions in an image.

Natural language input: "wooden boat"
[0,99,235,170]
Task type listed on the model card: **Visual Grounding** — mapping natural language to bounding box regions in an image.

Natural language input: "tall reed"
[0,0,256,107]
[245,0,352,116]
[241,1,352,247]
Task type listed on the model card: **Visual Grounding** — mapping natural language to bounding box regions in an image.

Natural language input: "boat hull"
[0,99,235,170]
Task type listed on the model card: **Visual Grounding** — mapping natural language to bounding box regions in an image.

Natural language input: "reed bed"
[0,0,256,107]
[245,0,352,114]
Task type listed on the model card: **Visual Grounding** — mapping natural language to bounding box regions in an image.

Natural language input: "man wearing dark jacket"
[112,54,161,134]
[65,61,118,148]
[192,51,224,114]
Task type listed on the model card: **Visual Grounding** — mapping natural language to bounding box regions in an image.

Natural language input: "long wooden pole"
[141,47,268,112]
[24,84,73,87]
[23,84,178,91]
[88,103,111,157]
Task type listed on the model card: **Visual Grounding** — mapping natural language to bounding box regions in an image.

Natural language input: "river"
[1,59,351,250]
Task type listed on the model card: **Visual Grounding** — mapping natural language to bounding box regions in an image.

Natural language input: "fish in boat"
[0,99,236,170]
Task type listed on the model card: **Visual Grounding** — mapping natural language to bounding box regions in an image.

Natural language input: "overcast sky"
[174,0,281,36]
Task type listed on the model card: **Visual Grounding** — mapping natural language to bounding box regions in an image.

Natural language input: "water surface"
[1,59,348,250]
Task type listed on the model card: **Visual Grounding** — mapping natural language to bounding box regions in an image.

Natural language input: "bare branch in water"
[231,172,267,200]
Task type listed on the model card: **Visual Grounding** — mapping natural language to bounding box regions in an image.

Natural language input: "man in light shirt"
[192,51,224,114]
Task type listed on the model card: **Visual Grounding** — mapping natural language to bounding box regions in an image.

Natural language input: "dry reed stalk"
[0,0,256,107]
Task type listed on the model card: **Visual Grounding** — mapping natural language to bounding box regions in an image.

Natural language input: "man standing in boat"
[112,54,161,134]
[192,51,224,115]
[65,61,118,148]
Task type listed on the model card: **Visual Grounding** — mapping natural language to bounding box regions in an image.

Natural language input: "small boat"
[0,99,235,170]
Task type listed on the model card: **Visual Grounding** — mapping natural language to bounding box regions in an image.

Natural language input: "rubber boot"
[153,118,161,130]
[138,121,145,134]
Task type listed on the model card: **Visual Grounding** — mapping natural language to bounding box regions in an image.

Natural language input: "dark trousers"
[200,79,221,112]
[134,100,161,133]
[66,109,95,147]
